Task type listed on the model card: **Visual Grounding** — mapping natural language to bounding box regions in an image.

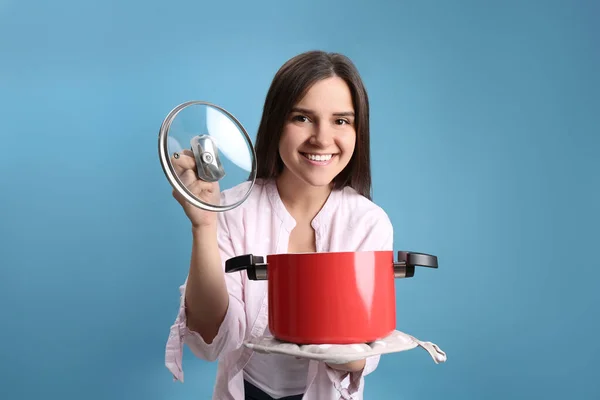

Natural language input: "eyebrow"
[290,107,355,117]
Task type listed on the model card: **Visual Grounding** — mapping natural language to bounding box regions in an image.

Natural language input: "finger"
[172,149,195,164]
[171,152,197,174]
[171,150,196,169]
[180,169,199,187]
[188,179,220,195]
[172,188,184,204]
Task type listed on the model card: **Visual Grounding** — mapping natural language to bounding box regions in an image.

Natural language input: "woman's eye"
[335,119,349,125]
[292,115,308,123]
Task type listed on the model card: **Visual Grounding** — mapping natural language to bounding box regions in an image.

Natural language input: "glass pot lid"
[158,101,257,212]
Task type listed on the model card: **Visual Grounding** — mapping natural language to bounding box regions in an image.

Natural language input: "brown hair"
[254,50,372,200]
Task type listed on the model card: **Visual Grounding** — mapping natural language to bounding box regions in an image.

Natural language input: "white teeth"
[304,153,333,162]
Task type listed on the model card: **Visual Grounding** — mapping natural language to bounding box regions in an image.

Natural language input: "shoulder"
[337,186,392,230]
[327,185,394,251]
[217,178,273,230]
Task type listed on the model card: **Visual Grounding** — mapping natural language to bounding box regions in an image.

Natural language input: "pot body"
[267,250,396,344]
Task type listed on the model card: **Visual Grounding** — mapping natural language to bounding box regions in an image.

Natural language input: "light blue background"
[1,0,598,399]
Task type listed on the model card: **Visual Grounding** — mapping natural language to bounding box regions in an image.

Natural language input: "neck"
[276,170,333,221]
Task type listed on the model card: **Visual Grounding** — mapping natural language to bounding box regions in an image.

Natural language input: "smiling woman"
[165,50,392,400]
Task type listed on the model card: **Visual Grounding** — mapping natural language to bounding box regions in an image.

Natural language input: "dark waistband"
[243,379,304,400]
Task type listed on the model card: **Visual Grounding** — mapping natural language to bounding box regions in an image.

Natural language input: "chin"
[304,178,334,188]
[297,173,338,188]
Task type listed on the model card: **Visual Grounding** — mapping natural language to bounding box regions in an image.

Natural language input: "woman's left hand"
[325,359,366,372]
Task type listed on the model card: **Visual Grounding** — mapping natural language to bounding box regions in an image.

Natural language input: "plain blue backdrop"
[1,0,598,399]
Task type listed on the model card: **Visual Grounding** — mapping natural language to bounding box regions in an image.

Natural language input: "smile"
[300,152,337,166]
[303,153,333,161]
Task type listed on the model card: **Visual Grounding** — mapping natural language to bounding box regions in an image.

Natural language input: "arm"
[185,224,230,343]
[165,213,247,382]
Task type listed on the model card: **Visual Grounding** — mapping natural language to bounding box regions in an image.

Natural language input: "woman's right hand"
[170,149,220,229]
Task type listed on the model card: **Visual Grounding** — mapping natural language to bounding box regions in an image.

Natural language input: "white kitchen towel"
[244,330,447,365]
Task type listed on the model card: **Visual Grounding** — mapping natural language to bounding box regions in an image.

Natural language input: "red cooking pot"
[225,250,438,345]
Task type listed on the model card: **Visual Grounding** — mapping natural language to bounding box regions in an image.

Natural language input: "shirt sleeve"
[165,212,247,383]
[324,206,394,394]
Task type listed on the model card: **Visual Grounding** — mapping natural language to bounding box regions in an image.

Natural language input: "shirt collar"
[264,178,339,232]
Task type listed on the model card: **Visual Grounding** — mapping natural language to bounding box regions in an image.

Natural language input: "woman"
[165,50,393,399]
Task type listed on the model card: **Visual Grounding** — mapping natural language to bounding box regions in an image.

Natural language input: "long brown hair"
[254,50,372,200]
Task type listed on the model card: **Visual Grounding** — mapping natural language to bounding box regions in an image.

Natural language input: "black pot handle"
[224,254,268,280]
[394,251,438,278]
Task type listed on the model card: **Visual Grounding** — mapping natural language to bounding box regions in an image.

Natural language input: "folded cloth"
[244,330,447,365]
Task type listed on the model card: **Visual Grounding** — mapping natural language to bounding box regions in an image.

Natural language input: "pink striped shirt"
[165,178,394,399]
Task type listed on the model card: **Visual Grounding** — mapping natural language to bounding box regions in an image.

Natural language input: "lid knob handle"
[191,135,226,182]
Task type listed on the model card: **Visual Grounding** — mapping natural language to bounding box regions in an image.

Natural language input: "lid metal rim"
[158,100,257,212]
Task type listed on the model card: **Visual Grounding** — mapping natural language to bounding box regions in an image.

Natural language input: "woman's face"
[278,76,356,189]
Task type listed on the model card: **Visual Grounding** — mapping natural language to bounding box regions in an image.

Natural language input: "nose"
[309,123,334,147]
